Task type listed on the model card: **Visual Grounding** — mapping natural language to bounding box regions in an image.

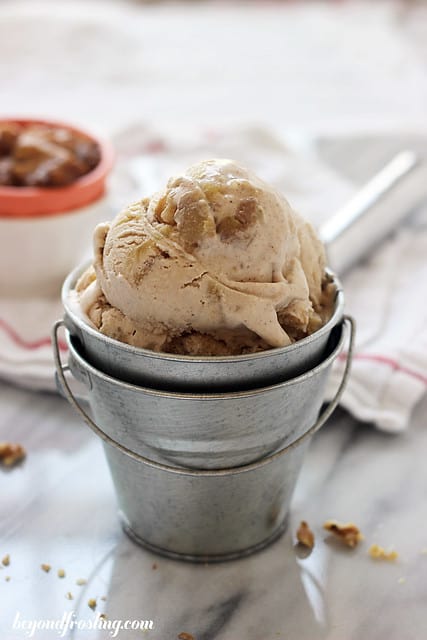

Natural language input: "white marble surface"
[1,380,427,639]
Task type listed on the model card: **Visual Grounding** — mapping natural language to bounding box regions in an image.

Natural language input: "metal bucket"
[53,317,354,561]
[62,262,344,392]
[105,437,309,561]
[58,319,349,470]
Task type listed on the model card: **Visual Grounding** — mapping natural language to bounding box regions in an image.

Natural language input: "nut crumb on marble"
[369,544,398,561]
[101,596,107,602]
[2,554,10,566]
[5,575,11,581]
[0,442,26,467]
[88,598,97,610]
[178,634,195,640]
[57,569,66,578]
[296,521,315,548]
[152,563,158,570]
[65,592,73,600]
[76,578,87,586]
[323,520,364,548]
[41,563,51,573]
[99,614,107,620]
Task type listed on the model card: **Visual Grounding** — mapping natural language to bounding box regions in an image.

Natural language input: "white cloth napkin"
[327,210,427,432]
[0,298,64,391]
[0,125,425,431]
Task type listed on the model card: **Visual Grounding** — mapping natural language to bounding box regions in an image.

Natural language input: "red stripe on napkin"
[0,318,68,352]
[340,352,427,386]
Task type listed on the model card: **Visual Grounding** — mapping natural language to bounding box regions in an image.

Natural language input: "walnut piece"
[369,544,398,561]
[178,634,195,640]
[0,442,26,467]
[217,197,260,242]
[2,554,10,566]
[76,578,87,586]
[57,569,66,578]
[296,521,315,549]
[88,598,97,610]
[323,520,364,548]
[41,563,51,573]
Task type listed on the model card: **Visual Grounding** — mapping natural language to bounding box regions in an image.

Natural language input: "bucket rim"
[62,260,344,366]
[66,320,346,399]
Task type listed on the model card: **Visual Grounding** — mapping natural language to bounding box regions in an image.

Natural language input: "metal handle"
[52,316,355,477]
[55,365,91,407]
[320,151,427,273]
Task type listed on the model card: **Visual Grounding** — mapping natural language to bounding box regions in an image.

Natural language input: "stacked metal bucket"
[54,263,354,562]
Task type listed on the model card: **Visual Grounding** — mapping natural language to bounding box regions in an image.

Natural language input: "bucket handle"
[52,315,355,477]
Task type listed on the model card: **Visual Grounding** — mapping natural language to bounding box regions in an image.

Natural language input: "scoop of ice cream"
[78,159,331,353]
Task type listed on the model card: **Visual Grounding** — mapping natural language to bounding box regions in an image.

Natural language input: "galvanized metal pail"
[53,317,354,561]
[58,320,348,470]
[62,262,344,392]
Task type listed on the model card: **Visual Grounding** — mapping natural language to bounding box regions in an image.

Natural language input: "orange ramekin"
[0,118,114,297]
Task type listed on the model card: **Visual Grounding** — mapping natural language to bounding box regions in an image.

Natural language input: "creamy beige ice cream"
[75,159,333,355]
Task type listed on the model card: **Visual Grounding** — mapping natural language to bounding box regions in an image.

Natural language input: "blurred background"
[2,0,426,135]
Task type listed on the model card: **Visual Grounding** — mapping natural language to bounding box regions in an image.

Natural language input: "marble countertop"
[1,380,426,639]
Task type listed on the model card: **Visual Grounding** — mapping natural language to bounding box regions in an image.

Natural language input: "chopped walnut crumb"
[0,442,26,466]
[152,562,158,570]
[5,575,11,582]
[100,596,107,602]
[41,563,51,573]
[296,521,315,549]
[76,578,87,586]
[99,614,107,620]
[65,592,73,600]
[57,569,66,578]
[2,554,10,566]
[323,520,364,548]
[369,544,398,561]
[88,598,97,610]
[178,634,195,640]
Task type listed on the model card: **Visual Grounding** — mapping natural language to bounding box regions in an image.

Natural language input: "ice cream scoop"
[77,159,332,354]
